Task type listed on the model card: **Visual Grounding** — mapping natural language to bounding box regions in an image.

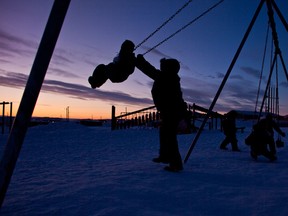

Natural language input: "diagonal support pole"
[271,0,288,32]
[266,0,288,82]
[184,0,266,163]
[266,0,288,81]
[0,0,70,207]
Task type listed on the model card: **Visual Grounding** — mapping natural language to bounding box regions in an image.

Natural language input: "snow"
[0,120,288,215]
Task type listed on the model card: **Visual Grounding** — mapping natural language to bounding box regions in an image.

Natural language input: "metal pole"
[1,102,5,135]
[9,102,12,133]
[111,106,116,130]
[184,0,265,163]
[271,0,288,32]
[0,0,70,207]
[266,0,288,81]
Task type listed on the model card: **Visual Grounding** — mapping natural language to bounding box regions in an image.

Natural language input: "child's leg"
[88,64,108,88]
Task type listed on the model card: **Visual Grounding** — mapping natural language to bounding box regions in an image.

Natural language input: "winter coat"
[222,118,236,136]
[136,55,187,119]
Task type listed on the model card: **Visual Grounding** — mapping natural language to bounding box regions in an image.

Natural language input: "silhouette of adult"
[251,113,286,161]
[136,54,188,172]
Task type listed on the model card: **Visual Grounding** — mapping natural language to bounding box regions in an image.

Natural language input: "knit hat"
[120,40,135,53]
[160,58,180,73]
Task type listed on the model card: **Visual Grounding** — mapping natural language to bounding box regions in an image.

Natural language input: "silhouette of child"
[88,40,136,88]
[219,110,240,152]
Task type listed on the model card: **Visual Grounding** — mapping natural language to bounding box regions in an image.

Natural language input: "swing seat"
[107,62,135,83]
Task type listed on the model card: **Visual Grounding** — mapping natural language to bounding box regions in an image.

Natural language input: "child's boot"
[88,64,108,88]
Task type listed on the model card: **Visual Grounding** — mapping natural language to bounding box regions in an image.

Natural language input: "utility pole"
[66,106,70,121]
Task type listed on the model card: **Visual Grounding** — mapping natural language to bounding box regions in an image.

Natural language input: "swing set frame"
[184,0,288,163]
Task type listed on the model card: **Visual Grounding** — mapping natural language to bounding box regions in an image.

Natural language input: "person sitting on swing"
[88,40,136,88]
[250,113,286,160]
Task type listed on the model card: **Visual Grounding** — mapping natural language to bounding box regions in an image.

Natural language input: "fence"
[111,105,158,130]
[111,103,224,131]
[189,103,223,130]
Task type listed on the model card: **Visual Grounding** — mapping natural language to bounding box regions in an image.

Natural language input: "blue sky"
[0,0,287,119]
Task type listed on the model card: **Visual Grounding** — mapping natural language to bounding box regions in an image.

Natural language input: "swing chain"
[134,0,194,51]
[255,22,270,114]
[142,0,225,55]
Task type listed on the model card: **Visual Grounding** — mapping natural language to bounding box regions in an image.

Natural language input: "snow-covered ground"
[0,119,287,215]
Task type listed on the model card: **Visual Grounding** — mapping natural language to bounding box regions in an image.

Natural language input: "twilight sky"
[0,0,287,119]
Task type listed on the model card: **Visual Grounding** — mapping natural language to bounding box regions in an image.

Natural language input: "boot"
[88,64,108,88]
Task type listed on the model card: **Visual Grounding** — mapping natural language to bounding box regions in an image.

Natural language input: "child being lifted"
[88,40,136,88]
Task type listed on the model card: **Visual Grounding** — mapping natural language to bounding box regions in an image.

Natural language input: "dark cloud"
[0,29,37,48]
[214,71,244,80]
[0,29,77,70]
[84,58,99,67]
[180,71,264,113]
[240,66,261,79]
[139,45,172,59]
[51,51,75,66]
[1,66,284,114]
[217,79,265,112]
[48,67,81,79]
[280,81,288,88]
[0,70,153,106]
[230,74,244,80]
[0,70,28,89]
[0,29,38,59]
[179,63,191,72]
[183,87,213,107]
